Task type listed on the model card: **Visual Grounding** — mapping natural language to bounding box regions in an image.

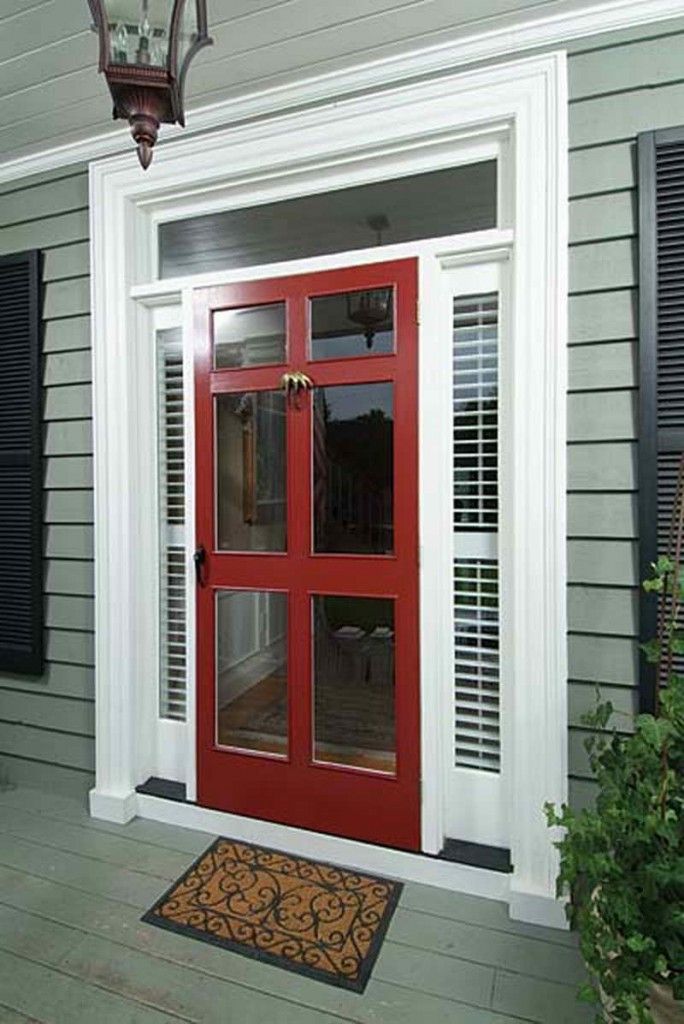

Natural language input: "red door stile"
[195,260,421,851]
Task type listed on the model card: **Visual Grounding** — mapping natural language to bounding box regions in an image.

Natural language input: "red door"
[194,259,420,850]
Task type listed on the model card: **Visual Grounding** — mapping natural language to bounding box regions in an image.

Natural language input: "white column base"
[509,888,569,929]
[89,787,138,825]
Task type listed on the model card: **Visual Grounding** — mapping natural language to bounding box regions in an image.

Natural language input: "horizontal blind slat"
[453,290,501,775]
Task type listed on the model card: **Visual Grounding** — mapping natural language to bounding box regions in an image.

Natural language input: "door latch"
[193,545,207,587]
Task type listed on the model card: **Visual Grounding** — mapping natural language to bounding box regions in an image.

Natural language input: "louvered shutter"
[157,329,187,720]
[452,292,500,772]
[638,129,684,712]
[0,251,43,675]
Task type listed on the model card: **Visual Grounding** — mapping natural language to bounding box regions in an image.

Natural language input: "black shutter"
[0,250,43,675]
[638,129,684,712]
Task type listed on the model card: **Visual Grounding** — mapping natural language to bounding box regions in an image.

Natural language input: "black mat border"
[141,835,403,993]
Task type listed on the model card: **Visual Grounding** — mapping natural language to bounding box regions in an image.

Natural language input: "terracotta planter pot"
[650,983,684,1024]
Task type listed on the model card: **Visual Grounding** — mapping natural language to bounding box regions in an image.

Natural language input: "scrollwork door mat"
[142,837,402,992]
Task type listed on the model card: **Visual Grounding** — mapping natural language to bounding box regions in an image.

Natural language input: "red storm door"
[194,259,420,851]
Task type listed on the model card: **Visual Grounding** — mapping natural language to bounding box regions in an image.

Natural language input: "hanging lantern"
[346,288,393,349]
[88,1,212,169]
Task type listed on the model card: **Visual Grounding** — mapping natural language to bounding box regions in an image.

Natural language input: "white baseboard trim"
[509,889,570,930]
[135,793,510,904]
[89,787,138,825]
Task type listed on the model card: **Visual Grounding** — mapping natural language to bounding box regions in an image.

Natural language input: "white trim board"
[0,0,680,187]
[136,792,511,905]
[89,51,567,927]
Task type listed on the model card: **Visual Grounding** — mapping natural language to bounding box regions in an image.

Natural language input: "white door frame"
[88,50,568,927]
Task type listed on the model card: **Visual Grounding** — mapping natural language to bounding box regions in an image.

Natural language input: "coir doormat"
[142,837,402,992]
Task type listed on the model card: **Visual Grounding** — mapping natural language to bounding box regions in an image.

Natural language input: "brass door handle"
[281,371,313,403]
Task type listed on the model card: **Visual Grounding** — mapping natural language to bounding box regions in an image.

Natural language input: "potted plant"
[545,551,684,1023]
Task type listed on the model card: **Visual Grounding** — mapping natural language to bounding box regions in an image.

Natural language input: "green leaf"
[578,982,598,1005]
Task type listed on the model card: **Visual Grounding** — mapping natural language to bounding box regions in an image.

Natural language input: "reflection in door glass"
[216,391,286,551]
[313,596,396,774]
[311,288,394,360]
[216,590,288,756]
[213,303,286,369]
[313,383,393,554]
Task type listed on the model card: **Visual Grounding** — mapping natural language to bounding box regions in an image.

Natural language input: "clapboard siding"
[567,493,638,538]
[568,634,638,686]
[568,191,635,243]
[569,289,636,343]
[567,391,636,441]
[0,173,87,226]
[568,341,636,391]
[569,142,636,197]
[568,540,638,586]
[44,350,91,387]
[44,492,93,525]
[0,167,93,797]
[568,442,636,490]
[44,316,90,354]
[564,24,684,799]
[569,682,638,727]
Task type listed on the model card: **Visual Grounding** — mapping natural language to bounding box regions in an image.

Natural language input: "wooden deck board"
[0,788,592,1023]
[0,787,576,945]
[0,807,583,983]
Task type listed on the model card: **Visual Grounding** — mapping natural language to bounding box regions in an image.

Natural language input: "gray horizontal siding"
[563,24,684,800]
[0,166,92,798]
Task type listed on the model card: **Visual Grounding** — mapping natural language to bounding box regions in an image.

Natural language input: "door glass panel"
[216,590,288,756]
[313,596,395,774]
[216,391,286,551]
[311,288,394,360]
[213,303,286,369]
[313,383,393,554]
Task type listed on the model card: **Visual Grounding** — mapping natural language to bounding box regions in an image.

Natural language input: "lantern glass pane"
[104,1,173,67]
[176,0,199,74]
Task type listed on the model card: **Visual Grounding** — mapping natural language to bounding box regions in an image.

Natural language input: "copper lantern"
[88,0,212,169]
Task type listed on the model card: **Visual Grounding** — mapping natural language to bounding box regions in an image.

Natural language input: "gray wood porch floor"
[0,786,591,1024]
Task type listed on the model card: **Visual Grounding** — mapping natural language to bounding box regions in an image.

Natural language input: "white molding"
[509,890,570,930]
[88,788,137,825]
[130,229,516,302]
[136,793,510,904]
[0,0,680,186]
[182,286,198,803]
[89,50,568,926]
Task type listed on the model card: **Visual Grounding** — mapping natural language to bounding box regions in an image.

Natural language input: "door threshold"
[133,776,511,892]
[136,776,189,804]
[439,838,512,874]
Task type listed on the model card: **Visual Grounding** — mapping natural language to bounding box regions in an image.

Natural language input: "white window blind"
[452,293,500,772]
[158,330,187,721]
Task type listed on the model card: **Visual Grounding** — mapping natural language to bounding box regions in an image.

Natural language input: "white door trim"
[88,50,568,928]
[132,227,515,850]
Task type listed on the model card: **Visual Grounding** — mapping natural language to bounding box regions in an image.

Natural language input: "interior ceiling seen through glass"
[158,161,497,279]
